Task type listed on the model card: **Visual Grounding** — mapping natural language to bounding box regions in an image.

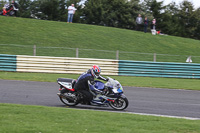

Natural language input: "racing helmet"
[91,65,101,78]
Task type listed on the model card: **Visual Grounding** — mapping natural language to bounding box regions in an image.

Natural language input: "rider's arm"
[88,80,102,93]
[97,75,108,81]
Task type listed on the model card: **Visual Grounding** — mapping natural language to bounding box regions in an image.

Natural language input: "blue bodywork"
[89,80,124,105]
[89,80,105,91]
[94,80,104,90]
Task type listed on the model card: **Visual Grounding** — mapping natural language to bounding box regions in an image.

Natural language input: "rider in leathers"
[60,65,108,104]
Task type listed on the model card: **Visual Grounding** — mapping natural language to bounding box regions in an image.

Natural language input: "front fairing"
[90,78,126,105]
[90,78,124,99]
[105,77,123,94]
[112,86,123,93]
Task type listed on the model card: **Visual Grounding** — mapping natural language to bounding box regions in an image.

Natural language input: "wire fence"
[1,44,200,63]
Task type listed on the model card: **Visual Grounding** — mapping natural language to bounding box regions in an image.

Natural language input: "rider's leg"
[78,90,93,104]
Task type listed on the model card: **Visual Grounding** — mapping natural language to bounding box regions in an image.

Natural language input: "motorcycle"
[57,77,129,110]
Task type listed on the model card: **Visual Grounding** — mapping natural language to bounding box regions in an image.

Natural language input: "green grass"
[1,16,200,133]
[0,16,200,62]
[0,103,200,133]
[1,71,200,90]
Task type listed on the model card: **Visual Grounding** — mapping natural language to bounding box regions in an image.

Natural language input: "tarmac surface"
[0,79,200,119]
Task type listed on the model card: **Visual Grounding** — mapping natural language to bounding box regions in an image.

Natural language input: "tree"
[149,0,165,30]
[30,0,47,19]
[193,8,200,39]
[178,0,196,38]
[82,0,136,29]
[29,0,68,22]
[81,0,104,25]
[18,0,32,18]
[39,0,60,21]
[161,2,180,35]
[58,0,67,22]
[102,0,132,28]
[126,0,141,29]
[0,0,7,10]
[140,0,154,15]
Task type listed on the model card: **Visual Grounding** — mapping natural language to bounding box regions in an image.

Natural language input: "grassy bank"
[1,14,200,133]
[1,71,200,90]
[1,16,200,62]
[0,103,199,133]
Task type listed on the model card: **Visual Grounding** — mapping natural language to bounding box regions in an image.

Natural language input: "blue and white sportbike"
[57,77,129,110]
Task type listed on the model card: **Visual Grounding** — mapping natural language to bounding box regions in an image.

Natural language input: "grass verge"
[0,71,200,90]
[1,16,200,62]
[0,103,200,133]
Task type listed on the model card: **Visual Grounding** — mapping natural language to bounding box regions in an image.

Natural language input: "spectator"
[144,17,149,33]
[11,0,18,17]
[151,18,156,30]
[2,7,7,16]
[135,14,143,31]
[151,18,156,35]
[67,4,77,23]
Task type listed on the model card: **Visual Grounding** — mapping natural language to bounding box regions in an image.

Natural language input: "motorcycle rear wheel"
[109,97,129,110]
[59,93,79,106]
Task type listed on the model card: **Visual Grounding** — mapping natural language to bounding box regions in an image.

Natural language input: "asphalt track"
[0,79,200,119]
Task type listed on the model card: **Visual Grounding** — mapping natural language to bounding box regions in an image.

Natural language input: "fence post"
[153,53,156,62]
[116,50,119,60]
[33,45,36,56]
[76,48,79,58]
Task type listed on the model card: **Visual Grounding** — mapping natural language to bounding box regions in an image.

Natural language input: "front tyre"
[109,97,129,110]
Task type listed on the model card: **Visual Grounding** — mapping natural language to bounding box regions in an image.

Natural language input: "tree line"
[1,0,200,40]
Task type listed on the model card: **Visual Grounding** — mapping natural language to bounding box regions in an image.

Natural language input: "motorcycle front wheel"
[109,97,129,110]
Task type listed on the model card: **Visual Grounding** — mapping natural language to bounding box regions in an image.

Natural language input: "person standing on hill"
[144,17,149,33]
[151,18,156,35]
[67,4,77,23]
[11,0,18,17]
[151,18,156,30]
[136,14,143,31]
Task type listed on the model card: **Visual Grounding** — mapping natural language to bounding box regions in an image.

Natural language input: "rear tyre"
[109,97,129,110]
[59,93,79,106]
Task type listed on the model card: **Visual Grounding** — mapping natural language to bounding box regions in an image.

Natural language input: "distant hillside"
[0,16,200,62]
